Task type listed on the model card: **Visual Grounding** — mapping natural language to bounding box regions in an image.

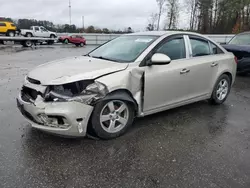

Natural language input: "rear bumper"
[17,93,93,137]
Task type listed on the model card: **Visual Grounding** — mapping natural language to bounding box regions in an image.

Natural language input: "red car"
[58,35,86,47]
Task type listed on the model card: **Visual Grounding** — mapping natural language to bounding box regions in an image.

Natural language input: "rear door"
[184,35,221,98]
[40,27,49,37]
[34,26,42,37]
[0,22,7,33]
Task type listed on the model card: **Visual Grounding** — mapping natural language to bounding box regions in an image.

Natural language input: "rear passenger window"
[0,23,6,26]
[210,42,224,54]
[190,38,210,57]
[11,24,15,27]
[156,38,186,60]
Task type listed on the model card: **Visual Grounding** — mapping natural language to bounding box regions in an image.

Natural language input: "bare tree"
[185,0,199,30]
[146,13,158,31]
[165,0,179,29]
[156,0,167,30]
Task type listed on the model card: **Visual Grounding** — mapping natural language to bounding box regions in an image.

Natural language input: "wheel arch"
[26,32,33,37]
[100,89,139,115]
[219,71,233,85]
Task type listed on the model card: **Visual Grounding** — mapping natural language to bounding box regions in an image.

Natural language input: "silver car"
[17,31,237,139]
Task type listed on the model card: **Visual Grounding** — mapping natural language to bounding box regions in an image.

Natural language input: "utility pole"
[82,16,84,29]
[69,0,72,25]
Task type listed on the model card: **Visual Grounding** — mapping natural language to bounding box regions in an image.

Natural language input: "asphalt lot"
[0,44,250,188]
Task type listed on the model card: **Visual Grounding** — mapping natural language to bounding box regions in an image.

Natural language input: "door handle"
[211,62,218,67]
[180,68,190,74]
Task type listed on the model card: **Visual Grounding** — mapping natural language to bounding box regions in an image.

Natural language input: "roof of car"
[236,31,250,35]
[126,31,178,36]
[126,30,202,37]
[0,21,13,23]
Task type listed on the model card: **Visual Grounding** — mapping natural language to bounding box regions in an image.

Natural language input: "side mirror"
[150,53,171,65]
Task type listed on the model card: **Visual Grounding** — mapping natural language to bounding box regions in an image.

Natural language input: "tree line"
[0,17,133,34]
[147,0,250,34]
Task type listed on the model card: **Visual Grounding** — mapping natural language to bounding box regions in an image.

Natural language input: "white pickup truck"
[21,26,57,38]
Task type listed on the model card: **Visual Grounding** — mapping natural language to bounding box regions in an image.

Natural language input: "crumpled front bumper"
[17,93,93,137]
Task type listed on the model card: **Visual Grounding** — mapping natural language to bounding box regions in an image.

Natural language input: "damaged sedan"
[17,31,237,139]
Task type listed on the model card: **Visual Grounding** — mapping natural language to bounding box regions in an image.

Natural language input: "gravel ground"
[0,45,250,188]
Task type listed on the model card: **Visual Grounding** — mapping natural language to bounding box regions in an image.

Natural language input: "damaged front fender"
[96,66,145,116]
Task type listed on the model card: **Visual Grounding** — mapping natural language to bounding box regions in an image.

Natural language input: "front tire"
[210,74,231,105]
[91,100,135,139]
[80,42,84,47]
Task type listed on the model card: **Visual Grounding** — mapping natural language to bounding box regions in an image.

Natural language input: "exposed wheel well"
[223,72,233,84]
[26,32,33,36]
[7,30,15,33]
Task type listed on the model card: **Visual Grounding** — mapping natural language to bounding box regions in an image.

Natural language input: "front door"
[143,35,191,112]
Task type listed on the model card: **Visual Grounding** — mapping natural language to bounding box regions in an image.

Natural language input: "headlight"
[84,81,108,95]
[46,81,108,105]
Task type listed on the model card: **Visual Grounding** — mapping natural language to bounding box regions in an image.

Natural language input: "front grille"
[21,86,39,101]
[27,77,41,85]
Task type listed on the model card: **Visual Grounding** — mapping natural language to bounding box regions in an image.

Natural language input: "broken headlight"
[45,81,108,105]
[84,82,108,96]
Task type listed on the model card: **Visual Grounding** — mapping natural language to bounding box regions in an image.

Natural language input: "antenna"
[69,0,72,25]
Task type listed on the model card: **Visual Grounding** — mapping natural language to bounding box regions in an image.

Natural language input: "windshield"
[89,35,158,62]
[229,33,250,45]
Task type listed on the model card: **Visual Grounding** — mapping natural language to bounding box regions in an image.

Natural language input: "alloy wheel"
[100,100,129,133]
[216,79,229,101]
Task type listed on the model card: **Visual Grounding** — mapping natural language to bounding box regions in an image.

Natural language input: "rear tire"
[7,31,15,37]
[22,40,33,47]
[80,42,84,47]
[210,74,231,105]
[26,33,33,37]
[91,99,135,139]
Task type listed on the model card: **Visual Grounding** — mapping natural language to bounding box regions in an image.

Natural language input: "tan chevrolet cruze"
[17,31,237,139]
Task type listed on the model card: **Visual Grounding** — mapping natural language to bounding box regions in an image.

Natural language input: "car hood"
[28,56,129,85]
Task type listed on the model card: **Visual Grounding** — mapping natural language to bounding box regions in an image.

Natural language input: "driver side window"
[155,37,186,60]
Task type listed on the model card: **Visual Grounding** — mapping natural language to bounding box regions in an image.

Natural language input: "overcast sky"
[0,0,188,31]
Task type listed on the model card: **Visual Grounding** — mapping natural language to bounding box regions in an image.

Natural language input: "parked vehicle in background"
[17,31,236,139]
[58,35,86,47]
[0,21,19,37]
[222,31,250,75]
[21,26,57,38]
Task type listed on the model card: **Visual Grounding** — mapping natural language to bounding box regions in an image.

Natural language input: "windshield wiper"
[92,56,118,62]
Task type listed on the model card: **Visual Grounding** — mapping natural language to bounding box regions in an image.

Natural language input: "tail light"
[234,56,238,64]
